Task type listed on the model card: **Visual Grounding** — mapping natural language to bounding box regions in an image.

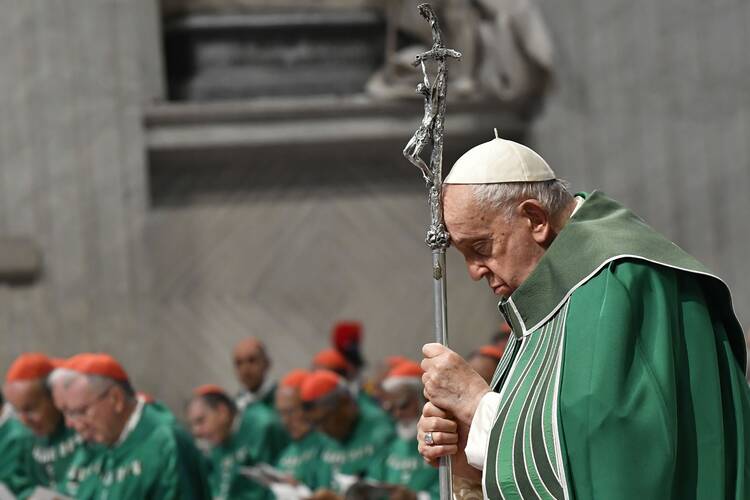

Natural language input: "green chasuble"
[367,435,439,499]
[205,415,273,500]
[22,421,86,496]
[483,191,750,499]
[238,400,290,464]
[275,430,333,490]
[319,408,396,491]
[0,406,33,495]
[358,391,395,428]
[72,402,211,500]
[144,399,177,425]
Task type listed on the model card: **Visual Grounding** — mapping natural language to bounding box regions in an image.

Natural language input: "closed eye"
[472,240,492,256]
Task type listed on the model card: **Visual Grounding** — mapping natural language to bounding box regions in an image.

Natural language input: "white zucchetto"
[444,130,556,184]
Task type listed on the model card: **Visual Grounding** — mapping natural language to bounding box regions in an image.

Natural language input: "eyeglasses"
[63,386,112,420]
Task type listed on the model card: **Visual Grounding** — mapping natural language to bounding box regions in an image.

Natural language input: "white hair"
[47,368,78,390]
[471,180,573,219]
[48,369,134,399]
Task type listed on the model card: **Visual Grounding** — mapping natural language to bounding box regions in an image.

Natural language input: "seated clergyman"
[53,353,210,499]
[274,370,333,492]
[186,384,272,500]
[366,360,439,500]
[301,370,395,497]
[2,353,85,497]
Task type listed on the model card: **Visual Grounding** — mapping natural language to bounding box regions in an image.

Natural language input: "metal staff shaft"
[431,249,451,498]
[402,4,461,500]
[432,251,449,346]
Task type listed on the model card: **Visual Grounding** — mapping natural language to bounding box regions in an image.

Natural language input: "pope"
[417,135,750,499]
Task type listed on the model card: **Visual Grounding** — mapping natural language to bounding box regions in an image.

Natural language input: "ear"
[518,200,552,246]
[111,386,126,413]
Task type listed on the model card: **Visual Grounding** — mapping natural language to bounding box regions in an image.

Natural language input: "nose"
[466,260,487,281]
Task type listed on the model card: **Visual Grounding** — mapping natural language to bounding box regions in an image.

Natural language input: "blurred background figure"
[368,360,439,500]
[233,338,290,462]
[301,370,394,496]
[186,384,272,500]
[57,354,210,499]
[312,347,393,428]
[274,370,332,493]
[234,338,276,411]
[365,355,412,408]
[331,321,366,378]
[312,349,353,379]
[467,345,505,385]
[2,353,84,496]
[0,390,33,496]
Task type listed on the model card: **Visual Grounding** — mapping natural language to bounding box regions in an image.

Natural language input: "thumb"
[422,343,448,358]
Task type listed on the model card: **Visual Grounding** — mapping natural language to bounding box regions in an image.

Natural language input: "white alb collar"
[115,398,145,446]
[237,378,274,409]
[0,403,13,427]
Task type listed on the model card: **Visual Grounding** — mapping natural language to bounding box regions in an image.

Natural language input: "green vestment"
[0,407,33,495]
[71,403,211,500]
[483,192,750,499]
[22,421,85,496]
[367,435,439,499]
[238,396,290,464]
[144,399,177,425]
[319,408,396,491]
[205,415,273,500]
[358,391,395,428]
[275,430,332,490]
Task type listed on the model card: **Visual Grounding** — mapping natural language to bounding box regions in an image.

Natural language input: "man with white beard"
[367,361,439,500]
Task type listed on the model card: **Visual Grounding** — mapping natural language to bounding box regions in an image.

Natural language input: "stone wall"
[533,0,750,327]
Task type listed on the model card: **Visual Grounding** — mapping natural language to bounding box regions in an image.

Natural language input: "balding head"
[233,338,270,393]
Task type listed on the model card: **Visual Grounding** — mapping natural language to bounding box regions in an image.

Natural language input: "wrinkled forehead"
[443,185,497,240]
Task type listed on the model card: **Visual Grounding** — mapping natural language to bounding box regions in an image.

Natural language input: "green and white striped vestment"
[480,191,750,499]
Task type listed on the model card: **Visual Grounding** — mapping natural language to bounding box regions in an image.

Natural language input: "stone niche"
[163,1,388,100]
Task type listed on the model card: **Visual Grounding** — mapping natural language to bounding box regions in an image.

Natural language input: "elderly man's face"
[307,396,354,441]
[62,376,124,445]
[233,339,269,393]
[443,185,550,298]
[3,380,62,437]
[275,386,310,441]
[383,387,421,424]
[186,398,233,446]
[383,386,421,439]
